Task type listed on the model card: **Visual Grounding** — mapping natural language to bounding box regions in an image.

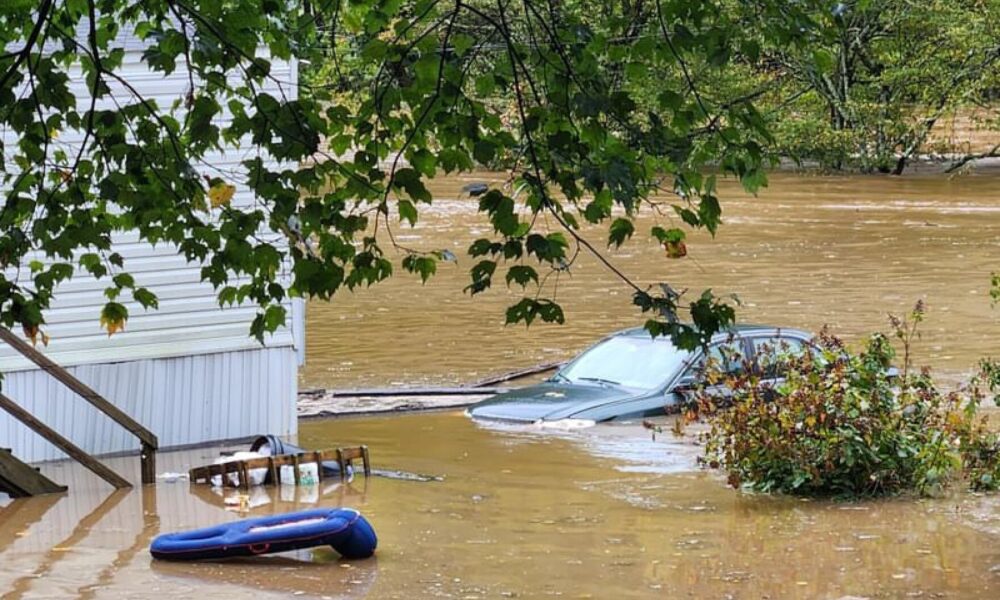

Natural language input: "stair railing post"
[140,442,156,485]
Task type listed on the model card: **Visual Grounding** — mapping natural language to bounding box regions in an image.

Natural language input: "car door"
[670,337,749,405]
[749,334,809,395]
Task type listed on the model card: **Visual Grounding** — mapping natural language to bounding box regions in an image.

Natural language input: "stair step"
[0,449,67,497]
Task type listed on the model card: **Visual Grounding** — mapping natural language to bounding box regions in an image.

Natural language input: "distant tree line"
[309,0,1000,174]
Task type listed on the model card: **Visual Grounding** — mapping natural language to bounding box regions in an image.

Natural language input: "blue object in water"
[150,507,377,561]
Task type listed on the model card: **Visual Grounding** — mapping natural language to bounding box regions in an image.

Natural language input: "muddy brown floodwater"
[4,172,1000,598]
[303,171,1000,390]
[2,413,1000,598]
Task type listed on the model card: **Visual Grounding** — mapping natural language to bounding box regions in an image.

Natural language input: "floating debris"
[460,182,490,197]
[371,468,444,482]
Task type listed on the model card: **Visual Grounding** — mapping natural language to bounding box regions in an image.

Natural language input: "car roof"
[613,324,813,342]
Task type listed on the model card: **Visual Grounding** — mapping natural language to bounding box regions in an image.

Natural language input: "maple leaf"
[208,182,236,208]
[664,240,687,258]
[99,303,128,337]
[22,324,49,346]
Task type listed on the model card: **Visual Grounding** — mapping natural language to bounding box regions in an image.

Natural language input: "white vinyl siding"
[0,43,300,371]
[1,347,297,463]
[0,25,302,463]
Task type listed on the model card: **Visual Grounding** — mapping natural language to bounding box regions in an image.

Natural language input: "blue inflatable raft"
[150,507,377,561]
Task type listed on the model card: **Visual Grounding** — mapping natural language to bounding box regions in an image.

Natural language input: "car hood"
[467,381,642,423]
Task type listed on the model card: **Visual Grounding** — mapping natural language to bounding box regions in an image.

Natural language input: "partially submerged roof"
[614,324,813,340]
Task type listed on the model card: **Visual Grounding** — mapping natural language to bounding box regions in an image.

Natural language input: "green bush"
[691,304,1000,498]
[772,114,860,170]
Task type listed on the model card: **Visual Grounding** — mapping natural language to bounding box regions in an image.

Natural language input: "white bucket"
[279,461,318,486]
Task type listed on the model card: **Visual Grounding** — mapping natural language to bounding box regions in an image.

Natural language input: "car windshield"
[557,335,690,391]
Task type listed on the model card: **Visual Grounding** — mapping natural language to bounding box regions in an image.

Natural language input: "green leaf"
[608,218,635,247]
[698,194,722,235]
[651,227,685,244]
[133,287,159,309]
[673,205,700,228]
[398,200,418,226]
[409,149,437,177]
[264,304,287,331]
[505,265,538,288]
[112,273,135,289]
[480,192,519,236]
[473,140,496,165]
[505,298,565,326]
[250,304,288,342]
[392,168,432,203]
[402,254,437,283]
[465,260,497,295]
[584,190,613,223]
[469,238,500,257]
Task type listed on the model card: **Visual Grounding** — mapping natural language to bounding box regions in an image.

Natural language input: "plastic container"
[249,435,349,481]
[279,462,318,485]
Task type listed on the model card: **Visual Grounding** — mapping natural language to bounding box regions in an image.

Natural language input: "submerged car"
[467,325,815,426]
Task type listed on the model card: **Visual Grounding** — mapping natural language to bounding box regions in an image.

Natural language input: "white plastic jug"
[279,462,318,485]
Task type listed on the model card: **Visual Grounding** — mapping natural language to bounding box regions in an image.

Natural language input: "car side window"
[683,339,746,382]
[752,336,806,378]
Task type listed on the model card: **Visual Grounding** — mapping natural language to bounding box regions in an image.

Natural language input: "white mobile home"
[0,27,303,463]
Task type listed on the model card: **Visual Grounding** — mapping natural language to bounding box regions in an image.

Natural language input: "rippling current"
[303,171,1000,390]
